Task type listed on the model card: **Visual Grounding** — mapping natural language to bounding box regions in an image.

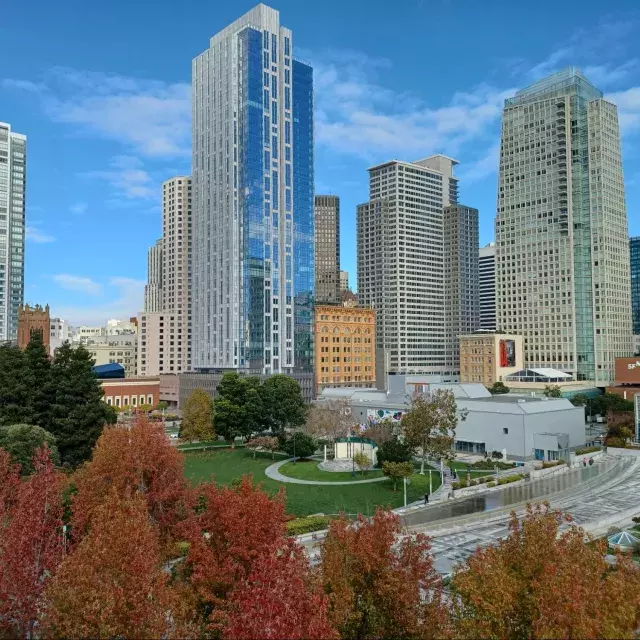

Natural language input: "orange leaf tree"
[318,509,450,639]
[71,415,189,544]
[452,502,640,639]
[44,490,181,638]
[0,447,66,638]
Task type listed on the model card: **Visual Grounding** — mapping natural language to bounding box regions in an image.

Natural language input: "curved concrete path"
[265,458,388,485]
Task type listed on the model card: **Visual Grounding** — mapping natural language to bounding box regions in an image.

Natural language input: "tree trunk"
[253,450,256,460]
[393,478,397,491]
[420,445,426,475]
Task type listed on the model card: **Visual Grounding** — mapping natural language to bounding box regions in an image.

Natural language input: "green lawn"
[183,449,441,517]
[278,459,384,482]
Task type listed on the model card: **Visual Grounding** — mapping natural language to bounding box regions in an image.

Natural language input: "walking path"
[265,458,388,485]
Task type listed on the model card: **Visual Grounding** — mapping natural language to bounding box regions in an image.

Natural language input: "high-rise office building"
[443,204,479,373]
[314,195,340,304]
[144,239,163,313]
[0,122,26,342]
[357,155,460,377]
[340,270,349,292]
[192,4,314,376]
[631,236,640,335]
[496,68,632,384]
[479,242,496,331]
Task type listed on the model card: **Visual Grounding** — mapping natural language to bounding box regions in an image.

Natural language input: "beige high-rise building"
[496,68,632,385]
[144,239,163,313]
[314,195,340,304]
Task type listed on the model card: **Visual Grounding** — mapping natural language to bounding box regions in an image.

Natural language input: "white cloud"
[526,48,573,81]
[25,226,56,243]
[583,60,638,88]
[52,274,102,296]
[69,201,87,215]
[82,155,155,200]
[50,277,145,326]
[607,86,640,133]
[458,143,501,185]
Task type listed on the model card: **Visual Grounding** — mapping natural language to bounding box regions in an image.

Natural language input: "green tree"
[376,438,413,467]
[0,424,60,474]
[352,450,370,475]
[381,461,414,491]
[179,389,215,443]
[48,343,116,468]
[261,374,307,434]
[23,330,52,430]
[156,401,168,412]
[543,384,562,398]
[487,381,510,395]
[214,373,264,441]
[402,390,459,474]
[570,393,589,407]
[282,432,317,460]
[0,343,31,425]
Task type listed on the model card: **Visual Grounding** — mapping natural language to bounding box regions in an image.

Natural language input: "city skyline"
[2,0,640,324]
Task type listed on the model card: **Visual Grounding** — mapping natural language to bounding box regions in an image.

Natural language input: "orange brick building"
[17,303,50,351]
[100,378,160,409]
[315,304,375,393]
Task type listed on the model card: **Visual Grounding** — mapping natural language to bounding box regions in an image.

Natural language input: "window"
[503,428,508,435]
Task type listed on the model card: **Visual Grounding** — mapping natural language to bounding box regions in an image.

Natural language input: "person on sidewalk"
[424,493,429,505]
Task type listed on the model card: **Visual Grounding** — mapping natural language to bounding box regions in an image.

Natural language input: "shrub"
[575,445,601,455]
[487,481,497,488]
[541,460,565,469]
[286,516,331,536]
[282,432,317,459]
[632,517,640,524]
[376,438,413,467]
[451,482,461,490]
[605,436,626,448]
[496,474,524,486]
[471,459,515,470]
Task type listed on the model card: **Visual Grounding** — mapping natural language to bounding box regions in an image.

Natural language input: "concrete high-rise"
[631,236,640,335]
[192,4,314,377]
[443,204,479,374]
[340,270,349,292]
[0,122,26,342]
[479,242,496,331]
[144,239,163,313]
[496,68,632,384]
[357,155,460,378]
[314,195,340,304]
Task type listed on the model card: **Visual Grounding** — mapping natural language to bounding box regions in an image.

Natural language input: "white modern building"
[191,4,314,377]
[357,155,466,379]
[86,334,137,377]
[49,317,70,355]
[340,270,350,293]
[144,239,163,313]
[0,122,26,342]
[479,242,496,331]
[496,68,632,385]
[106,318,137,336]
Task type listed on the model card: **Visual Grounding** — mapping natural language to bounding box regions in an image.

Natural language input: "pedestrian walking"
[424,493,429,505]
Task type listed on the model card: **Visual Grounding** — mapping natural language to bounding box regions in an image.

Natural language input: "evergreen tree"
[48,343,116,468]
[23,330,52,430]
[214,373,264,441]
[261,374,307,434]
[0,343,31,426]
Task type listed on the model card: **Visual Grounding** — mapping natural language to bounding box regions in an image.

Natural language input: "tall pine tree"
[0,343,32,425]
[49,343,116,468]
[23,329,52,430]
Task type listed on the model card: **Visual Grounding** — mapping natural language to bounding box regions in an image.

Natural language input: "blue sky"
[2,0,639,324]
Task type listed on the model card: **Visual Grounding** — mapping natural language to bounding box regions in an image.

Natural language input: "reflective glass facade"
[192,5,313,374]
[632,236,640,335]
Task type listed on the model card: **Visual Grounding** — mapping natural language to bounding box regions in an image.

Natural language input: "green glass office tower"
[496,68,631,384]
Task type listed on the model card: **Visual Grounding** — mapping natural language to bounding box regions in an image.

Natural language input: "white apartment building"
[72,325,106,343]
[0,122,26,341]
[86,334,137,377]
[144,239,163,313]
[49,317,70,355]
[357,155,461,377]
[496,68,632,385]
[479,242,496,331]
[106,318,137,335]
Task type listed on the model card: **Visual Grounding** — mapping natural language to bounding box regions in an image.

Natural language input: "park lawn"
[183,449,441,517]
[278,459,384,482]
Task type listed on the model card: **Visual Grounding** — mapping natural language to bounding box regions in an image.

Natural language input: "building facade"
[315,304,375,392]
[496,68,632,385]
[631,236,640,335]
[340,270,349,292]
[479,242,496,331]
[144,239,163,313]
[192,4,314,377]
[17,303,50,351]
[357,155,459,377]
[459,332,524,387]
[314,195,340,304]
[0,122,26,342]
[101,378,159,409]
[86,334,137,377]
[49,317,70,355]
[444,204,479,374]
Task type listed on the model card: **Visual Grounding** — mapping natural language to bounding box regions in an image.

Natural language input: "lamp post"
[293,429,296,465]
[351,431,356,477]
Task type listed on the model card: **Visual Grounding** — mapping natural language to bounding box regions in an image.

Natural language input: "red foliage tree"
[319,509,450,639]
[177,476,290,633]
[223,539,338,640]
[44,490,182,638]
[71,416,188,544]
[452,502,640,639]
[0,447,66,638]
[0,447,20,520]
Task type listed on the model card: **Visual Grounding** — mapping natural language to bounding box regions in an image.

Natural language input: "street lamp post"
[351,432,355,477]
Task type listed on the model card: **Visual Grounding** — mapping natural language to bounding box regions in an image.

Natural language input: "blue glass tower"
[632,237,640,335]
[192,4,314,375]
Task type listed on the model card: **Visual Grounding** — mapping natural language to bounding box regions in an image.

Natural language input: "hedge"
[470,460,515,470]
[496,474,525,486]
[541,459,565,469]
[286,516,331,536]
[575,445,601,456]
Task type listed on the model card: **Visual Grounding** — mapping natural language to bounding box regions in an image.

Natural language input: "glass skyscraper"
[496,68,631,384]
[631,236,640,335]
[0,122,26,342]
[191,4,314,375]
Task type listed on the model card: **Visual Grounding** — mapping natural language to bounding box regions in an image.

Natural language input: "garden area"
[183,448,441,517]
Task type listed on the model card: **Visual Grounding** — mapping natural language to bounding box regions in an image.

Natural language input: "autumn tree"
[319,509,450,639]
[402,389,459,474]
[606,410,635,447]
[382,461,413,491]
[0,449,20,525]
[246,435,280,460]
[0,447,66,638]
[362,417,396,446]
[223,540,338,640]
[0,423,59,474]
[353,450,370,475]
[451,502,640,639]
[45,491,179,639]
[180,388,215,442]
[71,416,188,544]
[543,384,562,398]
[305,400,352,450]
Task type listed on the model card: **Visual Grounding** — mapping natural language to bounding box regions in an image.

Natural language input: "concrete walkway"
[265,458,388,485]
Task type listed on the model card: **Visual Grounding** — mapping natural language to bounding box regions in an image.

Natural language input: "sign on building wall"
[499,339,516,367]
[616,358,640,384]
[366,409,404,424]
